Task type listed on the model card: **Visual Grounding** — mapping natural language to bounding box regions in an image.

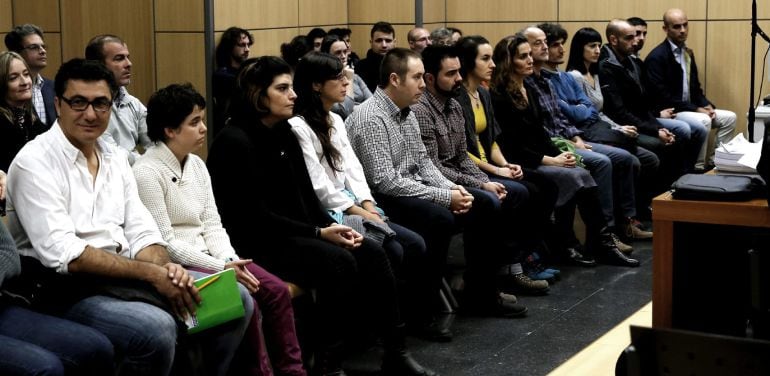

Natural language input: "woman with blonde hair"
[0,51,47,210]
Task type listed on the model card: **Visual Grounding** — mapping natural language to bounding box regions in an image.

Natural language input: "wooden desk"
[652,191,770,327]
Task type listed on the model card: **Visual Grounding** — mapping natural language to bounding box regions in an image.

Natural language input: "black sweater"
[207,119,334,253]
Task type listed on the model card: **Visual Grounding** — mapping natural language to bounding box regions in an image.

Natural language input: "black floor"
[344,238,653,376]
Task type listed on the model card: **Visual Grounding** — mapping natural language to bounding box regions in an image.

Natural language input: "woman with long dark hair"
[289,51,446,341]
[207,56,436,376]
[489,34,638,267]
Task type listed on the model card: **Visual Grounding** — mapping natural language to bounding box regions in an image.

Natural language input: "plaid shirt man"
[345,88,455,208]
[526,74,582,140]
[412,89,488,189]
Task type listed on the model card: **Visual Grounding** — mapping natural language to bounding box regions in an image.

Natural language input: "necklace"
[466,88,481,109]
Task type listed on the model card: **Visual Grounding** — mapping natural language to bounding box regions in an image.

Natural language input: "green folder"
[185,268,245,334]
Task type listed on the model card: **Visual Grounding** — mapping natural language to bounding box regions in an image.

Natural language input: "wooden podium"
[652,191,770,328]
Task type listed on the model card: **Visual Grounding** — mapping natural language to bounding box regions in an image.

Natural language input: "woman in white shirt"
[289,51,450,343]
[133,83,305,376]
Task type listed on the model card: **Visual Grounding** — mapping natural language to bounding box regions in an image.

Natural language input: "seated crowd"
[0,7,737,376]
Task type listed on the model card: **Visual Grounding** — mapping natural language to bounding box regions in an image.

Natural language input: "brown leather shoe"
[625,218,653,239]
[611,233,634,254]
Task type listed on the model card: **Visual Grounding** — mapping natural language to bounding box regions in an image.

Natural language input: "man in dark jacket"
[599,19,688,192]
[355,21,396,92]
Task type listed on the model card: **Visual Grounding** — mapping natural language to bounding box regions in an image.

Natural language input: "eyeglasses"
[60,95,113,112]
[22,44,46,52]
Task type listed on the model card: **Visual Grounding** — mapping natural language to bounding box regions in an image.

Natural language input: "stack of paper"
[714,134,762,174]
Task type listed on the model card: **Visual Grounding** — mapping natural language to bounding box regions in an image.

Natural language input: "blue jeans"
[0,304,114,375]
[658,117,707,171]
[64,295,178,375]
[575,145,615,226]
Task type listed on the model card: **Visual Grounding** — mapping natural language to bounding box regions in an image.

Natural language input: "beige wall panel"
[298,0,347,26]
[155,33,206,94]
[558,0,706,22]
[446,0,556,23]
[155,0,204,32]
[424,0,446,24]
[349,0,413,24]
[250,28,300,57]
[706,21,770,135]
[61,0,155,103]
[450,23,531,47]
[0,0,12,34]
[349,24,412,58]
[422,23,446,31]
[349,25,371,58]
[215,0,298,30]
[12,0,60,32]
[708,0,770,20]
[40,33,61,80]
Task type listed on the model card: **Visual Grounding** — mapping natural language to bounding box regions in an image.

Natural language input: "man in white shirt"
[6,58,248,375]
[85,34,152,165]
[4,23,56,127]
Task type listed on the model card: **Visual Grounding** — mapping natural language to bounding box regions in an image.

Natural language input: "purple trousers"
[191,263,306,376]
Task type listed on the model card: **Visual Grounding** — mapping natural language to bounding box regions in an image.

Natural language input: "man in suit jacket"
[644,8,737,170]
[4,24,56,127]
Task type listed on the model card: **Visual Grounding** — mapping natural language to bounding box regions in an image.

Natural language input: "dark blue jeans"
[0,304,114,375]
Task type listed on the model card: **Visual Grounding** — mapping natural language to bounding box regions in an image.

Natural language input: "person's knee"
[135,309,177,355]
[65,328,115,373]
[32,354,66,376]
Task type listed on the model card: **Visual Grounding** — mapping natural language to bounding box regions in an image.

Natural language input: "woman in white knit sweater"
[133,83,306,376]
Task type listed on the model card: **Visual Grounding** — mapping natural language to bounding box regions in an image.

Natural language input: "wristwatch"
[314,226,322,239]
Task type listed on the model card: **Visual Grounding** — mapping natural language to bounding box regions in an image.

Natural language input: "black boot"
[382,324,438,376]
[593,227,640,267]
[554,198,596,267]
[576,188,639,267]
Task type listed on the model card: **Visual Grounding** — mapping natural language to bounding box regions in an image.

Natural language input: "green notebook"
[185,268,245,334]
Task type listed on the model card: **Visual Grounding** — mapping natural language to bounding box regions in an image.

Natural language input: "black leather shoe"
[382,350,438,376]
[565,247,597,267]
[408,317,453,342]
[600,247,640,267]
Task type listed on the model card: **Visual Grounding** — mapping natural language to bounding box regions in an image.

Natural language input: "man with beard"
[411,45,549,300]
[86,34,152,165]
[5,24,56,127]
[213,27,253,135]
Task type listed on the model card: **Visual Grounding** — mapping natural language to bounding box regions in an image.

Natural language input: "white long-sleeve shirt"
[289,112,375,213]
[133,143,237,271]
[6,122,165,273]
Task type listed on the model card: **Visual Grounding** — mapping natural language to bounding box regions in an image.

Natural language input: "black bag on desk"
[671,173,765,201]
